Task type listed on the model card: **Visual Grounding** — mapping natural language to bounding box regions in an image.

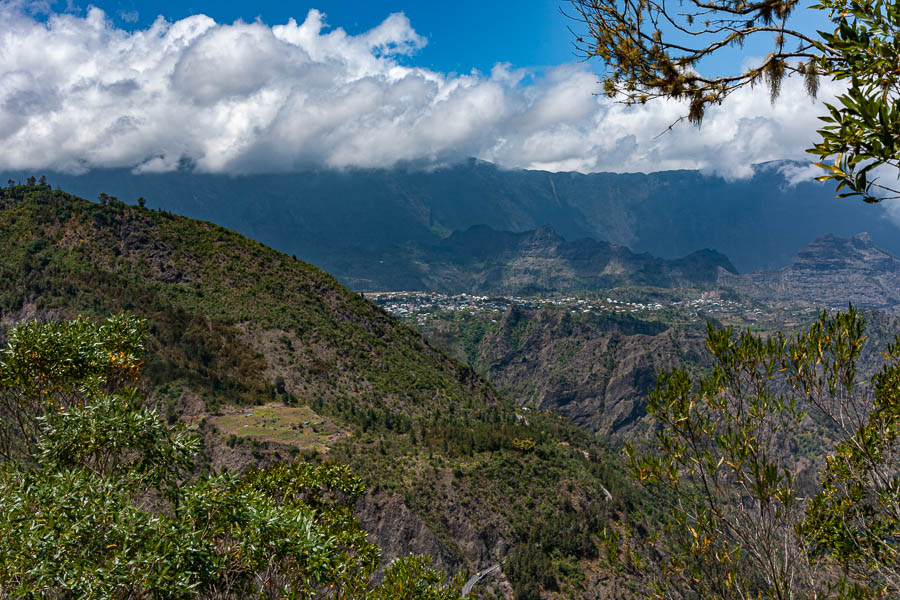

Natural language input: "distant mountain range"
[722,232,900,311]
[5,159,898,284]
[346,224,736,293]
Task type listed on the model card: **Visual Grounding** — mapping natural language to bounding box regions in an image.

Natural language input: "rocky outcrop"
[355,491,462,579]
[430,306,711,437]
[720,233,900,310]
[354,490,515,597]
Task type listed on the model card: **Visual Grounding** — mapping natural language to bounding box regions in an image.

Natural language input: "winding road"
[461,564,502,596]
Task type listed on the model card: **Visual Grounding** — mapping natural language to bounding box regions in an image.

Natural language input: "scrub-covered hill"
[0,182,644,599]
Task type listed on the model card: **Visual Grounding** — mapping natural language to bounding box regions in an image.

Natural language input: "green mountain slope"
[0,182,501,419]
[0,183,643,599]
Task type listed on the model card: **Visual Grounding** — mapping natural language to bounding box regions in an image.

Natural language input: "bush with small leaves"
[0,315,463,599]
[613,307,900,599]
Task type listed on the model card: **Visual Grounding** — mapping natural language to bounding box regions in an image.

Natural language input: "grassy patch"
[209,403,347,451]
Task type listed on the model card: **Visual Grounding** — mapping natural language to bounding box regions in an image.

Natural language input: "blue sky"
[45,0,579,74]
[44,0,835,77]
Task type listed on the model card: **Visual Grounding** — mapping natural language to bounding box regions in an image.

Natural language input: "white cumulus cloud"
[0,2,846,178]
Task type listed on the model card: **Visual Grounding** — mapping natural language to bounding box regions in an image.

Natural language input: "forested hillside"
[0,182,643,599]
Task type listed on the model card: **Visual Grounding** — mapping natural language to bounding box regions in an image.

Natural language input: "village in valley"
[365,289,822,331]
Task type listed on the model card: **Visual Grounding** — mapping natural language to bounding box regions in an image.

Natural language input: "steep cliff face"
[426,306,711,436]
[720,233,900,310]
[355,492,462,577]
[355,491,515,597]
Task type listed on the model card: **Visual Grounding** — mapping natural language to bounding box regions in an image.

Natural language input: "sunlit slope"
[0,183,505,419]
[0,183,640,598]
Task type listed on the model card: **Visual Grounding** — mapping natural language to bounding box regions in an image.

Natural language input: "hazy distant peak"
[852,231,875,247]
[797,233,889,263]
[722,232,900,310]
[679,248,738,275]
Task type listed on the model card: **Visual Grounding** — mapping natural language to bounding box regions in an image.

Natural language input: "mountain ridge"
[720,232,900,310]
[6,159,898,282]
[345,223,737,293]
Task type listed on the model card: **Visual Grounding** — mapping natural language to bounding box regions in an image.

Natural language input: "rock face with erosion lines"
[425,305,711,437]
[720,233,900,311]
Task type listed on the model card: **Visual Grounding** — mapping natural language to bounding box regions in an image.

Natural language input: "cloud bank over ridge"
[0,3,843,178]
